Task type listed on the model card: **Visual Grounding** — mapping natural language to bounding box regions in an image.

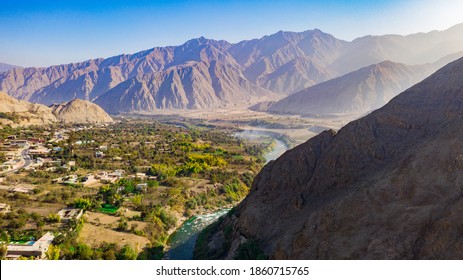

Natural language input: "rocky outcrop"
[50,99,113,123]
[202,57,463,260]
[0,91,57,126]
[0,93,113,126]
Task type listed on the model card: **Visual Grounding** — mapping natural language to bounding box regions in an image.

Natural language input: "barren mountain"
[228,30,344,94]
[0,62,21,73]
[199,57,463,260]
[0,93,112,126]
[0,37,240,106]
[50,99,113,123]
[1,24,463,113]
[94,60,276,113]
[267,61,438,115]
[0,92,57,126]
[332,23,463,75]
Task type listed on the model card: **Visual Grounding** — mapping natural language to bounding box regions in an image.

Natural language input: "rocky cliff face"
[1,25,462,114]
[267,61,437,115]
[229,30,343,94]
[201,57,463,260]
[50,99,113,123]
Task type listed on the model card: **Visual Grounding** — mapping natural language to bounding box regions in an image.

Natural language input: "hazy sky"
[2,0,463,67]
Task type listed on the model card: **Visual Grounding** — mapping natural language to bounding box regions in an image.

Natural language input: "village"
[0,120,266,259]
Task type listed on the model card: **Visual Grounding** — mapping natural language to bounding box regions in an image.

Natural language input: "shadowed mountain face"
[201,58,463,260]
[266,61,437,115]
[1,24,463,114]
[331,23,463,75]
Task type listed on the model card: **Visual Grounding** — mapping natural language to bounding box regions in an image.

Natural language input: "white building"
[6,232,55,259]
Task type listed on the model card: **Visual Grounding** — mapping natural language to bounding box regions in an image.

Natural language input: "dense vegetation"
[0,120,271,260]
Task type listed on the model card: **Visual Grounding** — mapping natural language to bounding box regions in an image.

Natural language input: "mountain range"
[198,57,463,260]
[0,24,462,114]
[265,58,454,115]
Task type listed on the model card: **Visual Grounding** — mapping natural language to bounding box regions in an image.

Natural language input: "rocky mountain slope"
[0,91,57,126]
[1,24,462,114]
[266,61,436,115]
[50,99,113,123]
[228,29,344,94]
[0,62,21,73]
[94,60,275,113]
[200,57,463,260]
[0,93,112,126]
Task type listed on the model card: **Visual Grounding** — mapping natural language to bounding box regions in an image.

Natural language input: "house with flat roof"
[57,208,83,223]
[28,148,51,156]
[6,232,55,259]
[8,185,35,194]
[10,140,28,147]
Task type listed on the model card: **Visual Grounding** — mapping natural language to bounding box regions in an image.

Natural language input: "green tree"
[131,194,143,208]
[45,244,60,260]
[74,198,92,210]
[117,245,137,260]
[46,214,61,223]
[74,243,93,260]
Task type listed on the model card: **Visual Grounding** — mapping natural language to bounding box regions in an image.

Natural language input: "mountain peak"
[182,36,230,49]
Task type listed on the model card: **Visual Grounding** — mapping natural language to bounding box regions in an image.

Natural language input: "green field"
[98,204,119,214]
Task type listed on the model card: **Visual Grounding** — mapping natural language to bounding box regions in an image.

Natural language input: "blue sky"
[1,0,463,67]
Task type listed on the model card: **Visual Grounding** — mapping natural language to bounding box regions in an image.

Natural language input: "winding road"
[0,145,32,174]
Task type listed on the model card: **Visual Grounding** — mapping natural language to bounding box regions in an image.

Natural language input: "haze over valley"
[1,24,463,117]
[1,1,463,262]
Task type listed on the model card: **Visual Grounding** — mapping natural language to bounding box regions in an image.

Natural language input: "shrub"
[46,214,61,223]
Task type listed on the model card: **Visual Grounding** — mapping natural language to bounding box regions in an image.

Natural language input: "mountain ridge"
[265,60,440,115]
[0,62,21,73]
[1,24,463,114]
[199,57,463,260]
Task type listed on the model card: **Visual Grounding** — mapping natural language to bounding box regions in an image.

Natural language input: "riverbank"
[164,130,290,259]
[233,129,290,163]
[164,206,234,259]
